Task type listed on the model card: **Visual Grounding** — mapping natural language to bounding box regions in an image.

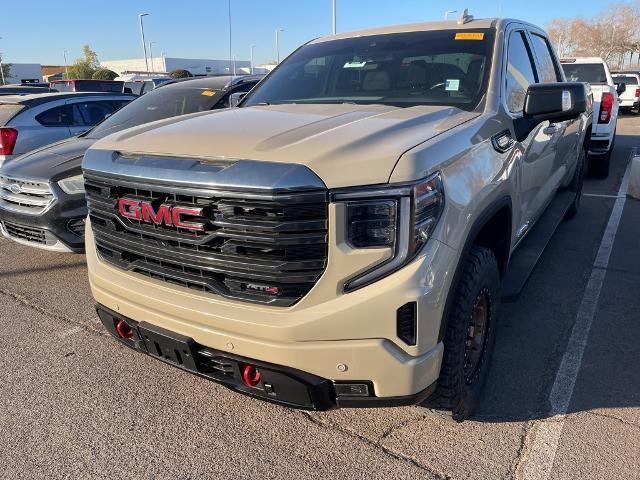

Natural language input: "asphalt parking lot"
[0,117,639,480]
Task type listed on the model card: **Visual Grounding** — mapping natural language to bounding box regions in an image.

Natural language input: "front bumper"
[97,304,437,410]
[86,212,452,400]
[0,192,87,252]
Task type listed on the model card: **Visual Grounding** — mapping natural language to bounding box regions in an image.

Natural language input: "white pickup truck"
[562,57,621,178]
[612,72,640,113]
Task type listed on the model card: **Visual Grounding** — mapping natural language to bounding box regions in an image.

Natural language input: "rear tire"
[564,145,586,220]
[422,246,500,421]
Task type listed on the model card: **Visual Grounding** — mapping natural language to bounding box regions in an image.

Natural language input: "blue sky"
[2,0,613,66]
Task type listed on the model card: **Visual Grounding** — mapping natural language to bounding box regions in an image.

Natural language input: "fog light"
[334,383,370,397]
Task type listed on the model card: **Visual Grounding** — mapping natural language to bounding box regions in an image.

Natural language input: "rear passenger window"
[35,105,72,127]
[72,101,121,126]
[505,32,537,114]
[529,34,560,83]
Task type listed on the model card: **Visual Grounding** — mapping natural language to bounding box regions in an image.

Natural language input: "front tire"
[423,246,500,421]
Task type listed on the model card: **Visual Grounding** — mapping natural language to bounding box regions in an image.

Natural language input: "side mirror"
[514,82,588,142]
[616,82,626,96]
[229,92,247,107]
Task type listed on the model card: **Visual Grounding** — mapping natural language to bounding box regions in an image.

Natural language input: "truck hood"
[2,136,95,182]
[92,104,478,188]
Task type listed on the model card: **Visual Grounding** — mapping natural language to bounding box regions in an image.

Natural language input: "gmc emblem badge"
[118,198,205,232]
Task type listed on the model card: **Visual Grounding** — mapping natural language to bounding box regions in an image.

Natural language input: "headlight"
[335,172,444,292]
[58,174,85,195]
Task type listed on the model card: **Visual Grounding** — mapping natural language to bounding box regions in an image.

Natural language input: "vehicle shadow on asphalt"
[0,259,87,279]
[469,132,640,423]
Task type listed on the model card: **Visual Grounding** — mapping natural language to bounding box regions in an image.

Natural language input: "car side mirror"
[229,92,247,107]
[616,82,626,96]
[514,82,588,142]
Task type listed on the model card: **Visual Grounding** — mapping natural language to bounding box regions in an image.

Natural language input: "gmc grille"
[84,172,328,307]
[0,176,54,215]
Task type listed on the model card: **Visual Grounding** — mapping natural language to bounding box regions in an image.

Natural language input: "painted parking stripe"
[520,152,634,480]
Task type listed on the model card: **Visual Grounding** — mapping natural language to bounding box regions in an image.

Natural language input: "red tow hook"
[242,364,262,387]
[115,319,134,339]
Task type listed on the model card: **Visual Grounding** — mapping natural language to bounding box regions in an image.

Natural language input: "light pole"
[332,0,337,34]
[250,45,256,74]
[444,10,457,20]
[0,37,5,85]
[63,50,69,79]
[228,0,233,77]
[139,13,150,73]
[149,42,156,73]
[232,54,237,76]
[276,28,284,64]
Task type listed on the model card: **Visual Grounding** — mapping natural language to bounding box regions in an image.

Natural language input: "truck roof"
[310,17,544,44]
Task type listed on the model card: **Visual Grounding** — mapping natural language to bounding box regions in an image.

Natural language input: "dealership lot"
[0,116,638,479]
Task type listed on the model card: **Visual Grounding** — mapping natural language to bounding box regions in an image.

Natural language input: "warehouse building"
[100,57,254,76]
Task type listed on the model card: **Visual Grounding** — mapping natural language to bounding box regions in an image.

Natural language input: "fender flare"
[437,195,513,342]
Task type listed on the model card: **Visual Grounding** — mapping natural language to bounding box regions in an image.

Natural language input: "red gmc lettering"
[118,198,141,220]
[118,198,204,232]
[172,207,204,231]
[141,203,171,225]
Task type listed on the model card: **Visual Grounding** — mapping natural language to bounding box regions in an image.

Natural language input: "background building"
[2,63,42,84]
[100,57,256,76]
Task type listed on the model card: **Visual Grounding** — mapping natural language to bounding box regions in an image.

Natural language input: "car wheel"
[422,245,500,421]
[564,145,586,220]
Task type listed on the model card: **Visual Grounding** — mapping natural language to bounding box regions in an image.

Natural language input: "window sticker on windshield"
[343,61,367,69]
[201,90,216,97]
[445,79,460,91]
[455,32,484,41]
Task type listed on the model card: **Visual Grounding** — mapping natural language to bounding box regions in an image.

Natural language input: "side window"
[35,105,72,127]
[72,101,119,126]
[505,31,537,114]
[529,34,561,83]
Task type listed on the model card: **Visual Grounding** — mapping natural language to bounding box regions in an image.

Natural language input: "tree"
[65,45,101,79]
[92,68,118,80]
[0,53,11,85]
[169,69,193,79]
[547,3,640,70]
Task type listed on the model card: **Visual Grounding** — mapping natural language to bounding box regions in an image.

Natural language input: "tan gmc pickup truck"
[83,14,592,420]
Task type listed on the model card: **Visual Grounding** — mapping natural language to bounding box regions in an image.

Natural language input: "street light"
[139,13,150,73]
[232,54,237,76]
[250,45,256,74]
[149,42,156,73]
[0,37,5,85]
[275,28,284,64]
[444,10,457,20]
[228,0,233,79]
[63,50,69,79]
[332,0,337,34]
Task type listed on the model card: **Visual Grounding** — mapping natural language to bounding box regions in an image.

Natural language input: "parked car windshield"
[84,84,223,139]
[612,75,638,85]
[244,29,495,110]
[561,63,607,84]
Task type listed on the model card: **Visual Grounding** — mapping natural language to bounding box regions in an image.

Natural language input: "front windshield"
[244,29,495,110]
[84,84,223,139]
[561,63,607,84]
